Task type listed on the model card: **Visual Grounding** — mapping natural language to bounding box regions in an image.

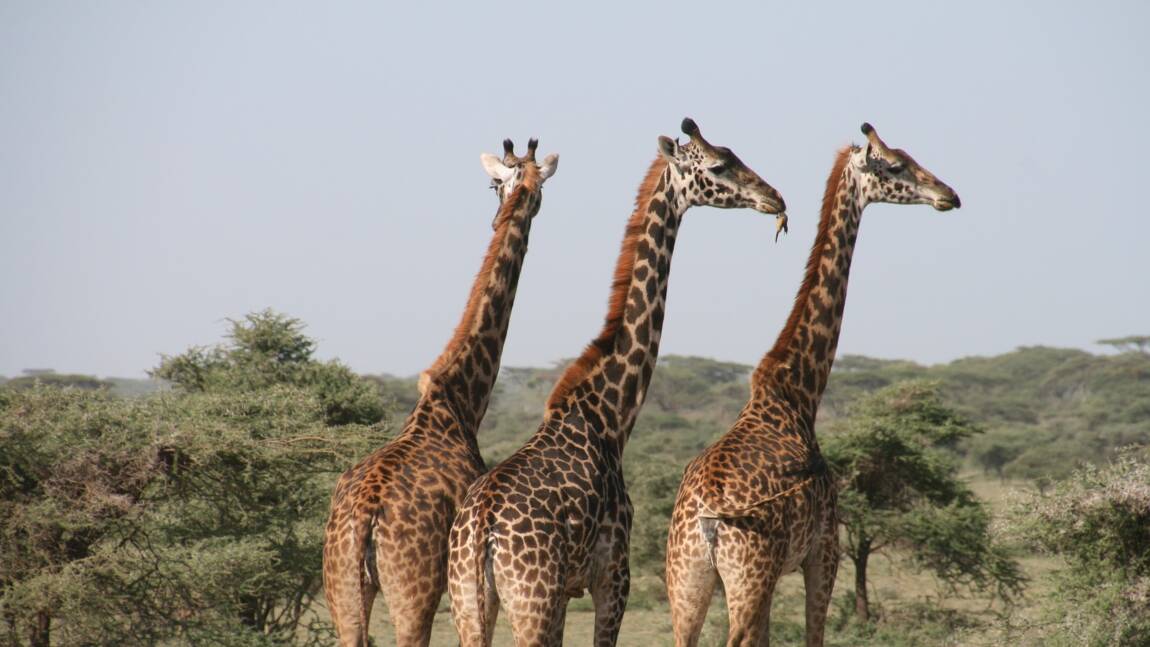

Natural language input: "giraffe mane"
[425,165,541,380]
[755,146,853,384]
[547,156,669,408]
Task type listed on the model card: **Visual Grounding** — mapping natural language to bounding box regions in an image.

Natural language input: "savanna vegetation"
[2,312,1147,645]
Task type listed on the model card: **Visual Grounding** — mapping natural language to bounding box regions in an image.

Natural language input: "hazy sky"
[2,1,1147,379]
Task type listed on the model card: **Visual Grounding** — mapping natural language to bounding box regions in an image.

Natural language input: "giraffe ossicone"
[482,138,559,213]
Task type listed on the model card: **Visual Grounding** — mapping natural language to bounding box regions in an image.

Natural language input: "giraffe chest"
[517,432,631,579]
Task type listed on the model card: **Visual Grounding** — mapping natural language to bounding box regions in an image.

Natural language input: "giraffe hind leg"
[505,589,568,647]
[378,511,454,647]
[666,516,719,647]
[323,511,378,647]
[497,533,569,647]
[448,516,500,647]
[380,562,442,647]
[714,523,785,647]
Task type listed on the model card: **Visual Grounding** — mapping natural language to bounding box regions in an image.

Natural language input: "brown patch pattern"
[666,126,960,647]
[322,143,552,647]
[448,120,785,647]
[546,157,669,409]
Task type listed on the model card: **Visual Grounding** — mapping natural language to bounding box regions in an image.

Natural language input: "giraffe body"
[665,124,961,647]
[322,141,557,647]
[448,119,786,647]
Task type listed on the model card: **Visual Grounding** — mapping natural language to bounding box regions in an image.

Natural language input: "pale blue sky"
[2,1,1147,378]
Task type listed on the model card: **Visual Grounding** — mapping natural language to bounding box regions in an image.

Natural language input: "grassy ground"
[317,558,1061,646]
[313,475,1062,646]
[314,562,1060,645]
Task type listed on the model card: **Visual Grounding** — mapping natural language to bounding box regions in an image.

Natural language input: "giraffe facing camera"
[323,138,557,647]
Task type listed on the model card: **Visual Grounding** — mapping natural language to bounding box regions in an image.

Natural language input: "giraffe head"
[480,138,559,206]
[853,123,961,211]
[656,118,786,215]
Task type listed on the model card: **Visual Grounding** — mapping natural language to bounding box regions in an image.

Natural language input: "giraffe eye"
[708,161,729,175]
[888,163,904,174]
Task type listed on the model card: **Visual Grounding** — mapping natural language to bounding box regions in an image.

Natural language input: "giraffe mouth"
[757,197,786,215]
[933,197,960,211]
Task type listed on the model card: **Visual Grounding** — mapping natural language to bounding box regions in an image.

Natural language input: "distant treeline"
[11,344,1148,484]
[370,346,1150,485]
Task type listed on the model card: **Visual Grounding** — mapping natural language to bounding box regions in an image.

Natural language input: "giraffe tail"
[473,496,494,646]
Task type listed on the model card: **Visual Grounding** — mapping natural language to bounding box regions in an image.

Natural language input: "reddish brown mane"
[546,156,669,408]
[755,146,853,383]
[426,165,541,379]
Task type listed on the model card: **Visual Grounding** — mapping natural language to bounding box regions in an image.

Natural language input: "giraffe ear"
[657,136,679,161]
[539,154,559,181]
[480,153,515,182]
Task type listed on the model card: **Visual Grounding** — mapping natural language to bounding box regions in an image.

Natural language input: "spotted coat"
[447,119,786,647]
[322,140,556,647]
[665,124,961,647]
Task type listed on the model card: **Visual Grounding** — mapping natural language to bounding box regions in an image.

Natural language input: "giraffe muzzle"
[933,194,961,211]
[758,197,786,215]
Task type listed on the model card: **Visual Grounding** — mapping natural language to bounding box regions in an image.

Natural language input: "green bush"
[0,311,390,646]
[1002,448,1150,646]
[153,310,385,426]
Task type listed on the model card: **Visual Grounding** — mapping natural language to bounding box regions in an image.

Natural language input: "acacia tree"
[1097,335,1150,354]
[153,309,385,426]
[0,388,163,647]
[0,311,388,645]
[823,381,1024,622]
[144,310,387,641]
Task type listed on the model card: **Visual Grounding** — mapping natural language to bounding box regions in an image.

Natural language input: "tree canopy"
[823,381,1025,622]
[0,310,388,646]
[153,309,385,426]
[1097,335,1150,354]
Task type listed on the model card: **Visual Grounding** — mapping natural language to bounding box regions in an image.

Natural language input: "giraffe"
[447,118,787,647]
[664,123,961,647]
[322,138,558,647]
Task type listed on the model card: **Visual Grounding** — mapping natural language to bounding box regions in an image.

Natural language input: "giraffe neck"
[755,147,863,425]
[424,184,541,430]
[546,157,689,451]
